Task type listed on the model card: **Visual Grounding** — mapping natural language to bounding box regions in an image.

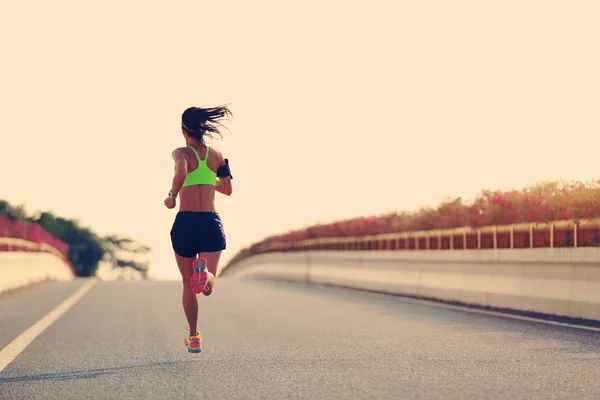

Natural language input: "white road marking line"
[0,279,98,373]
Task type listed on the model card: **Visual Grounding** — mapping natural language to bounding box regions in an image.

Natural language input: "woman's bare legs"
[175,250,222,335]
[199,251,221,296]
[175,252,199,335]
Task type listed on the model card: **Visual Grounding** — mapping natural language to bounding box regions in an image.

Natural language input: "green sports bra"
[176,146,217,187]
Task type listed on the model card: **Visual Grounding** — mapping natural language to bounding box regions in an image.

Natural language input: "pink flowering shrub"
[0,216,69,258]
[227,180,600,265]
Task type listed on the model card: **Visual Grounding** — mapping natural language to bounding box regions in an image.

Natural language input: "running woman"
[164,105,233,353]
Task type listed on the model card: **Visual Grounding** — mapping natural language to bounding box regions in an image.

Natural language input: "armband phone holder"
[217,159,233,179]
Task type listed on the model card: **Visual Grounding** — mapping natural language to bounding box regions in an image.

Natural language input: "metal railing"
[224,218,600,270]
[0,236,69,262]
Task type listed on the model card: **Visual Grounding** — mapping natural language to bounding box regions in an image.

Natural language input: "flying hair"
[181,105,232,143]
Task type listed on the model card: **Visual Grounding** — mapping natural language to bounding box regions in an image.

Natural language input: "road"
[1,276,600,399]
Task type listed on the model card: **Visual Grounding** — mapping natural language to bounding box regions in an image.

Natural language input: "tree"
[31,212,105,277]
[102,235,151,278]
[0,199,152,277]
[0,200,28,220]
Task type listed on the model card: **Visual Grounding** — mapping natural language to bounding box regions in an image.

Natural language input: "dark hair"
[181,105,232,143]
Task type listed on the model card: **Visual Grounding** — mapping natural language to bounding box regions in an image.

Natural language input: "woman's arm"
[216,177,232,196]
[170,149,188,197]
[216,158,233,196]
[164,149,188,209]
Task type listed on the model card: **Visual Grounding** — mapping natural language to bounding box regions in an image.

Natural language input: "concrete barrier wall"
[0,252,75,294]
[223,248,600,322]
[222,252,310,281]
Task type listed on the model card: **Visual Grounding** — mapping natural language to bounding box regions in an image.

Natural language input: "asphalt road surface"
[2,276,600,399]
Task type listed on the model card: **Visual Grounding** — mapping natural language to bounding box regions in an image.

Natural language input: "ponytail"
[181,104,232,143]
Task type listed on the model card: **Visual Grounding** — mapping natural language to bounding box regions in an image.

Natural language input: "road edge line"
[0,278,98,373]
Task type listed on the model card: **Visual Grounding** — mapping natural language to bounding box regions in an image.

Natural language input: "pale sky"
[1,1,599,280]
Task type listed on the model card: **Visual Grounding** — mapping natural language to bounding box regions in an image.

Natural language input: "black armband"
[217,158,233,179]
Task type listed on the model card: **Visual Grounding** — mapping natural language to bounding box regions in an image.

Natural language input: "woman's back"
[177,144,227,212]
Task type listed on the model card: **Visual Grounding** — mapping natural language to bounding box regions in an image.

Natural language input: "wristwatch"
[168,190,177,199]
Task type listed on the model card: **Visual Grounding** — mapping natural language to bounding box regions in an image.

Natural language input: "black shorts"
[170,211,226,258]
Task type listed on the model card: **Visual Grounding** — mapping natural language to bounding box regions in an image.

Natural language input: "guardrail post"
[529,225,534,248]
[550,224,554,248]
[574,223,578,247]
[493,226,497,249]
[477,230,481,250]
[510,227,514,249]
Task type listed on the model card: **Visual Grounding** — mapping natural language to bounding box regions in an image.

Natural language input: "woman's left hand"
[164,197,176,209]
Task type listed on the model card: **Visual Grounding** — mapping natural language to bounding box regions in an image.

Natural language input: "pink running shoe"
[190,257,208,294]
[184,326,202,353]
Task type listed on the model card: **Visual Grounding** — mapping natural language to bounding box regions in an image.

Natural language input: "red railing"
[0,217,75,276]
[223,218,600,271]
[223,181,600,271]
